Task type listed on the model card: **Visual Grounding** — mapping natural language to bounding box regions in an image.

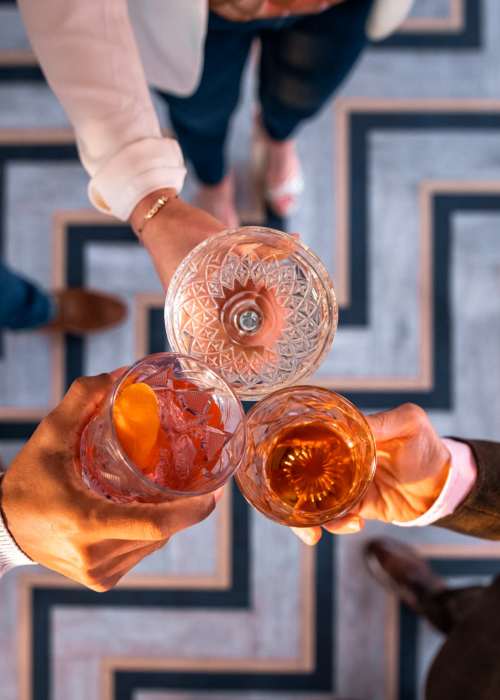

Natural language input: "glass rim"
[165,226,339,400]
[107,352,247,498]
[239,385,377,524]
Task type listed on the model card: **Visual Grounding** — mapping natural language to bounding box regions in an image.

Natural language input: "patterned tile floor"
[1,1,500,699]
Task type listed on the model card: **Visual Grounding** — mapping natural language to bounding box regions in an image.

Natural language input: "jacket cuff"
[435,438,500,536]
[88,137,187,221]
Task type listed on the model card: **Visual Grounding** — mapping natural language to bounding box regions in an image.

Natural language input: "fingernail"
[213,487,225,504]
[304,532,319,546]
[345,518,361,533]
[292,528,316,545]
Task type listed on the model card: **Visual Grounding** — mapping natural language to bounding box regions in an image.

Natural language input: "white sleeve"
[0,477,34,578]
[17,0,187,220]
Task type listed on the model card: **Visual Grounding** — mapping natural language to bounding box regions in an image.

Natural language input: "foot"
[364,538,446,614]
[194,173,239,229]
[43,289,127,334]
[254,120,304,217]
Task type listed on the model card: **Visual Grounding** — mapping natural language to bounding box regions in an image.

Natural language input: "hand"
[0,374,216,591]
[292,403,451,545]
[211,0,346,22]
[130,190,225,291]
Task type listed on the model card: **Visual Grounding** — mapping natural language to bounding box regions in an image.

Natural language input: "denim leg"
[158,14,256,185]
[258,0,375,140]
[0,262,54,330]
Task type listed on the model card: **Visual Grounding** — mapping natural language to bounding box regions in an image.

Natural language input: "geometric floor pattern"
[1,1,500,699]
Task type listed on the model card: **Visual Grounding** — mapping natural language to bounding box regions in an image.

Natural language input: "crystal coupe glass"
[165,227,338,400]
[235,387,376,527]
[79,353,246,503]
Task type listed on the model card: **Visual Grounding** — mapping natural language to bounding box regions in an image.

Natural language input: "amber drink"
[235,387,376,527]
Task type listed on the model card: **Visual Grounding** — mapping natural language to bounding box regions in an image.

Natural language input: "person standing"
[0,263,126,334]
[17,0,415,291]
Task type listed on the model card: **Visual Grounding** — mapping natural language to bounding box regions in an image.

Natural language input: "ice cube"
[203,426,231,462]
[171,432,197,482]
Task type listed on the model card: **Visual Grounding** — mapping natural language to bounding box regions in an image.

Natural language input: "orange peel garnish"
[113,382,160,473]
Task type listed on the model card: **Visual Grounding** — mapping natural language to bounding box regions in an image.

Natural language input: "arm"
[291,404,499,545]
[0,374,216,589]
[0,476,34,577]
[18,0,225,289]
[17,0,186,221]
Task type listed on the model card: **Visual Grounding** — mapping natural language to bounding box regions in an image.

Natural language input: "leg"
[255,0,373,215]
[258,0,374,140]
[426,577,500,700]
[0,262,54,330]
[158,14,255,185]
[0,262,126,333]
[424,586,485,636]
[364,538,484,635]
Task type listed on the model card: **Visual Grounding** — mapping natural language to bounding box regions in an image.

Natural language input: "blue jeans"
[0,263,54,330]
[158,0,374,184]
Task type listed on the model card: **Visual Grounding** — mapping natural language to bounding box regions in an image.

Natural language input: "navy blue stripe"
[375,0,481,50]
[113,536,335,698]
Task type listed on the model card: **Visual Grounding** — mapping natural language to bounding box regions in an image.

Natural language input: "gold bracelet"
[137,192,178,235]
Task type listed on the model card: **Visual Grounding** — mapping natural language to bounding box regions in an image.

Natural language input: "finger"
[37,374,115,456]
[86,537,165,561]
[213,486,225,504]
[48,374,114,435]
[290,526,322,546]
[109,366,129,383]
[323,515,365,535]
[95,492,216,541]
[88,540,169,592]
[85,540,165,584]
[366,403,427,443]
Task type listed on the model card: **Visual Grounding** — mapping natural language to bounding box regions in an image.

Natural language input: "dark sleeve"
[436,439,500,540]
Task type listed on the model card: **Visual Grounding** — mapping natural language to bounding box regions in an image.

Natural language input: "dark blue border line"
[373,0,481,50]
[398,556,500,700]
[148,308,169,353]
[0,0,43,81]
[343,110,500,328]
[31,479,251,700]
[339,113,500,409]
[0,141,78,427]
[112,534,335,700]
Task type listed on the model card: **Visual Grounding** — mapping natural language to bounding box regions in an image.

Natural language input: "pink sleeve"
[392,438,477,528]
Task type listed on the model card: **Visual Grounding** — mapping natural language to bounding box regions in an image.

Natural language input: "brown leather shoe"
[43,289,127,334]
[364,537,446,613]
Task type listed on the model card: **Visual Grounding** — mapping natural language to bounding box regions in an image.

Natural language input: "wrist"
[394,439,476,528]
[0,476,34,574]
[129,188,178,238]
